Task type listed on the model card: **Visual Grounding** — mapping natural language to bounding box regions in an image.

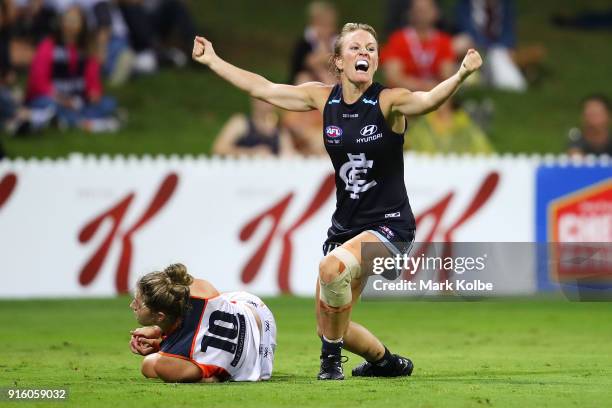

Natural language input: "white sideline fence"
[0,153,609,298]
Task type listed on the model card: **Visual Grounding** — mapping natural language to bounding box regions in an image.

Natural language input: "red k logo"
[403,171,500,281]
[78,173,179,293]
[240,174,336,293]
[0,172,17,210]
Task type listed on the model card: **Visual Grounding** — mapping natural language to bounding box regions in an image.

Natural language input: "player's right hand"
[192,36,216,66]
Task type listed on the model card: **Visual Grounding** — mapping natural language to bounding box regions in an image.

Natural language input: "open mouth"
[355,60,369,72]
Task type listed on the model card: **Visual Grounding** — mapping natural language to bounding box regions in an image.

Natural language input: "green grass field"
[1,296,611,407]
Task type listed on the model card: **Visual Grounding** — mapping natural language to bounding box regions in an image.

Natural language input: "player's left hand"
[129,335,143,355]
[130,335,160,356]
[192,36,217,66]
[459,49,483,80]
[129,326,162,355]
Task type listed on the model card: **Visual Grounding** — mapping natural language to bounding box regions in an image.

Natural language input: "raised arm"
[193,36,329,112]
[386,49,483,116]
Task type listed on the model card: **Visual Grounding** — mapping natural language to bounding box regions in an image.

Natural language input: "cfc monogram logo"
[339,153,377,199]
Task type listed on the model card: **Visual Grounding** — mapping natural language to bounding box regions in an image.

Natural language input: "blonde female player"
[129,264,276,382]
[192,23,482,380]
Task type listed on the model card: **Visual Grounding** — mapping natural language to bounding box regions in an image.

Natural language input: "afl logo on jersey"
[325,125,343,145]
[360,125,378,136]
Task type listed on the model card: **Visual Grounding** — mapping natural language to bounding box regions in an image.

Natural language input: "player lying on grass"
[129,263,276,383]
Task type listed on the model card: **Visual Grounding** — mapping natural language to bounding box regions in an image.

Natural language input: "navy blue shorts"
[323,222,415,257]
[323,223,416,280]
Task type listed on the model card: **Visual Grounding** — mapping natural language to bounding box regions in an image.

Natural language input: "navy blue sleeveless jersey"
[323,82,416,232]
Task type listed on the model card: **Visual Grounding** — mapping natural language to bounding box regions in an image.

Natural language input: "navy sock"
[321,336,343,357]
[371,346,395,368]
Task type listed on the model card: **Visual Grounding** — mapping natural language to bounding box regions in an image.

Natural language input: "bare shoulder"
[226,113,248,128]
[298,82,334,111]
[380,87,412,104]
[298,81,333,93]
[190,278,220,298]
[380,87,412,115]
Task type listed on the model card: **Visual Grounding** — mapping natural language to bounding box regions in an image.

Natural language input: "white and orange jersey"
[158,291,276,381]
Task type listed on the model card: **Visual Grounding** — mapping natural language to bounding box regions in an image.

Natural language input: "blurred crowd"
[214,0,539,158]
[0,0,197,149]
[1,0,610,160]
[218,0,609,159]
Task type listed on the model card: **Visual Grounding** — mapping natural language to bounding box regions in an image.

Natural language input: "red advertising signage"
[548,179,612,282]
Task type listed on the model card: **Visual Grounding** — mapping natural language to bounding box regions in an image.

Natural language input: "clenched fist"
[192,36,217,66]
[458,49,483,80]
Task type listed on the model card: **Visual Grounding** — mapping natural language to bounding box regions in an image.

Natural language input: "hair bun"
[164,263,194,286]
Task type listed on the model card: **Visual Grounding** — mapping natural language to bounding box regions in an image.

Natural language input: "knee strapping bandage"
[319,247,362,307]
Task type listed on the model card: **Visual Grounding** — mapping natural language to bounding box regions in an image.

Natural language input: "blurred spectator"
[1,0,16,78]
[1,0,30,137]
[118,0,198,74]
[116,0,158,73]
[288,1,337,85]
[0,0,13,149]
[1,76,31,136]
[10,0,55,67]
[383,0,473,55]
[455,0,544,91]
[1,90,31,136]
[22,1,137,84]
[11,1,131,77]
[380,0,456,92]
[88,0,135,86]
[144,0,198,65]
[283,0,339,159]
[13,0,54,40]
[213,98,295,158]
[567,95,612,157]
[9,0,197,77]
[0,86,17,131]
[282,74,325,157]
[25,5,120,132]
[283,109,325,157]
[405,99,494,154]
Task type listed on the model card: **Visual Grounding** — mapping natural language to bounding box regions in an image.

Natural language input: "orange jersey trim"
[197,363,230,381]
